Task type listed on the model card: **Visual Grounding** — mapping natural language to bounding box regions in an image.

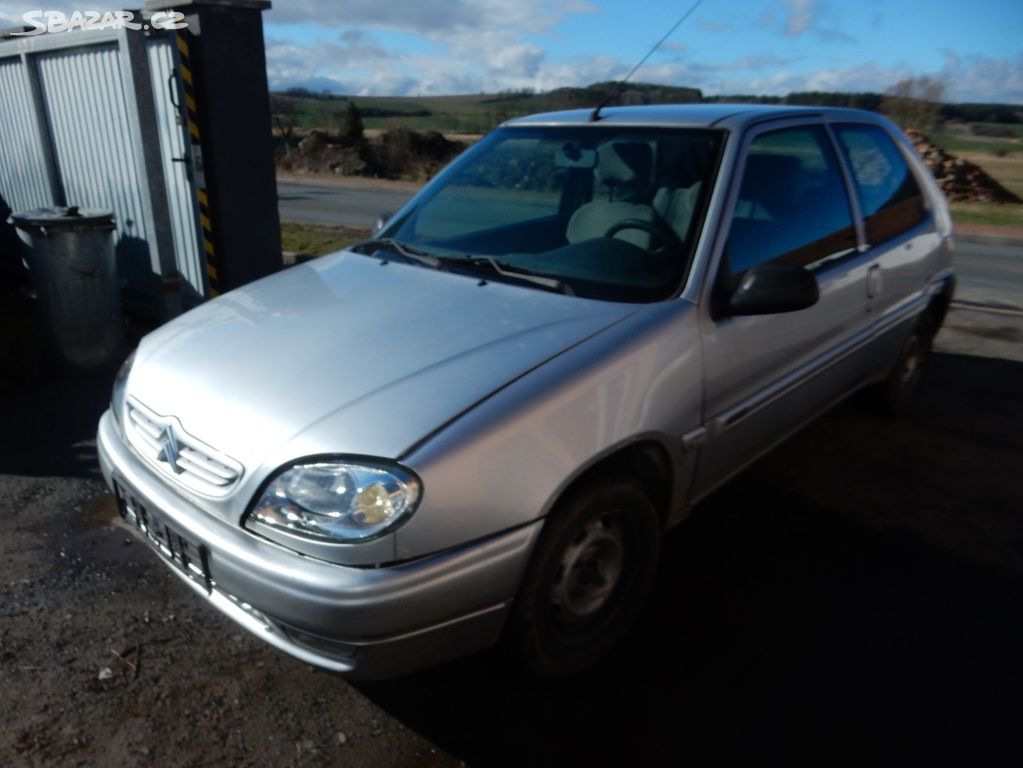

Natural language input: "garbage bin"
[12,206,122,370]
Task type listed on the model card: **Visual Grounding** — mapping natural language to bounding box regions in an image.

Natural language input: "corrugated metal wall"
[148,38,205,298]
[36,44,155,285]
[0,56,52,213]
[0,29,207,313]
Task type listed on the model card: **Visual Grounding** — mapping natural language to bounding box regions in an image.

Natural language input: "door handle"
[867,264,882,299]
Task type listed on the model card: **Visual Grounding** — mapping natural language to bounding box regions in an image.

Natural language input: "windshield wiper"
[352,238,444,270]
[449,256,572,295]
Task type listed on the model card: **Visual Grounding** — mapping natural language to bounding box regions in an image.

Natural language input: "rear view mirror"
[727,262,819,316]
[555,144,597,169]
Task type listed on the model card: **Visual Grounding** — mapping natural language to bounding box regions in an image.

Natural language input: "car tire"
[505,475,661,677]
[876,311,935,416]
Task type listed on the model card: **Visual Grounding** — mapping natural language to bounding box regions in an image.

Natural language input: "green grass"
[930,132,1023,157]
[280,222,370,257]
[971,122,1023,139]
[278,92,535,135]
[274,85,700,136]
[950,202,1023,229]
[955,151,1023,199]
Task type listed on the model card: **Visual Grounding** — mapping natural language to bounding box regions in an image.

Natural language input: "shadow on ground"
[5,318,1022,762]
[0,353,116,479]
[357,352,1023,763]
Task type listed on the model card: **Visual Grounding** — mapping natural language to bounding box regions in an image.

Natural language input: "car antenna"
[590,0,706,122]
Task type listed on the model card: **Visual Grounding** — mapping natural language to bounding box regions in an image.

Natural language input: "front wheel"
[505,476,661,677]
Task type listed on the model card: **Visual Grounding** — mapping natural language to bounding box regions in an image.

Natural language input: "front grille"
[126,399,243,495]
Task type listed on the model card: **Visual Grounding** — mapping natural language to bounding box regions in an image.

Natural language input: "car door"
[690,119,875,500]
[829,122,941,365]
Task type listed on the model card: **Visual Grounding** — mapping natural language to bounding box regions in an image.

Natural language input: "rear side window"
[833,124,927,245]
[727,125,857,279]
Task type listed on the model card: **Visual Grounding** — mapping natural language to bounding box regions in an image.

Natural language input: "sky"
[1,0,1021,102]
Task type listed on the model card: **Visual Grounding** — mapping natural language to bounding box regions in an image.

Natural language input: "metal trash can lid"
[12,205,115,229]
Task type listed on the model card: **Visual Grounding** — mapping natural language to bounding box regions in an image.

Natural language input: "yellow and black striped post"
[175,28,220,297]
[156,0,280,295]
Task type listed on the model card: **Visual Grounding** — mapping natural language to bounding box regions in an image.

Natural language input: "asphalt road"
[276,177,1020,310]
[277,180,414,229]
[952,237,1023,311]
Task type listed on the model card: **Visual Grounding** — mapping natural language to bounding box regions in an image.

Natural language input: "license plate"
[114,480,213,594]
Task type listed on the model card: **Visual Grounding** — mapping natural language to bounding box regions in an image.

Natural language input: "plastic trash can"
[12,206,122,370]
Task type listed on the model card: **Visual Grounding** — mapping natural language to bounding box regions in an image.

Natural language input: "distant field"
[971,122,1023,139]
[276,84,701,135]
[950,202,1023,229]
[930,131,1023,157]
[275,89,1023,231]
[281,92,575,134]
[948,148,1023,229]
[955,150,1023,199]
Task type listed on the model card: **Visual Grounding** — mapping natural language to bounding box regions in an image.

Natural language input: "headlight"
[111,351,135,428]
[246,461,421,543]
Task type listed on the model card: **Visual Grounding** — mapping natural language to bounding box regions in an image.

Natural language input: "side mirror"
[374,213,392,233]
[727,262,819,316]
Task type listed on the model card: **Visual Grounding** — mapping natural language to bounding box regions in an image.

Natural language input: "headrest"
[596,141,653,189]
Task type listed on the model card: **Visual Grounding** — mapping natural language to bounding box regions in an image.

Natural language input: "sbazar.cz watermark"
[11,9,186,35]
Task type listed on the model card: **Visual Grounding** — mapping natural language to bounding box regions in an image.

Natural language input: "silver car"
[97,104,955,678]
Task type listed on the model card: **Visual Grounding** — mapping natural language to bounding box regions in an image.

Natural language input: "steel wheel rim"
[550,515,626,624]
[899,334,922,387]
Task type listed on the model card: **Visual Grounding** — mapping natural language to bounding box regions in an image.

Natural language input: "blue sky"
[0,0,1019,101]
[258,0,1022,102]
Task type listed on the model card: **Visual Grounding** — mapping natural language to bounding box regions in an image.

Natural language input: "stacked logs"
[905,129,1021,204]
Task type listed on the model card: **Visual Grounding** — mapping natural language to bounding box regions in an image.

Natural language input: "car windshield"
[376,125,722,302]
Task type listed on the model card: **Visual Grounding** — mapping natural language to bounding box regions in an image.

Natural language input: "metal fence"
[0,24,205,317]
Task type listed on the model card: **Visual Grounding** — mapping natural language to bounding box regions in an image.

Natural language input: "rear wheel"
[876,312,935,416]
[506,476,661,677]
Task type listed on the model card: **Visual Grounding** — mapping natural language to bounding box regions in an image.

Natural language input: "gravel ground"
[2,305,1022,765]
[0,366,459,768]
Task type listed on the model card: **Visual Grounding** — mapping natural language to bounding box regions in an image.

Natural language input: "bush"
[342,102,364,140]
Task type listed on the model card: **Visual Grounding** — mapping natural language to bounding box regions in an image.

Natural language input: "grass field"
[280,222,370,258]
[276,90,1023,234]
[956,151,1023,198]
[930,131,1023,157]
[276,84,700,135]
[948,149,1023,230]
[950,202,1023,229]
[280,92,558,135]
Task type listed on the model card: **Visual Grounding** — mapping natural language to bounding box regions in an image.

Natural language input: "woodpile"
[905,129,1021,204]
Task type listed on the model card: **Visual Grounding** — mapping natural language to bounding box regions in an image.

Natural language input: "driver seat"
[567,142,656,249]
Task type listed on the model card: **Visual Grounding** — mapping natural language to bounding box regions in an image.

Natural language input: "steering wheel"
[603,218,685,257]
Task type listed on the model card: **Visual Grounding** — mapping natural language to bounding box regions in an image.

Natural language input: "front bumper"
[97,410,541,679]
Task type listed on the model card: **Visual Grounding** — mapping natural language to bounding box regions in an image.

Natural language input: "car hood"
[128,251,637,468]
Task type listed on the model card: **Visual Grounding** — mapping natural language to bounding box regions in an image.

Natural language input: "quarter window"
[727,126,857,279]
[833,124,927,245]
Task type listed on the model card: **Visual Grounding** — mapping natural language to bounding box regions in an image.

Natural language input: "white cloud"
[772,0,854,44]
[941,53,1023,103]
[2,0,1016,104]
[697,19,733,33]
[779,0,817,37]
[267,0,595,38]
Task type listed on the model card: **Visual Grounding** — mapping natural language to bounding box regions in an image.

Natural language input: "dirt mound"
[906,129,1021,204]
[373,128,465,180]
[277,128,466,182]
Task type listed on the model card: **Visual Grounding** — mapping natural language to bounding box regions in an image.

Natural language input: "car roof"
[504,103,888,131]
